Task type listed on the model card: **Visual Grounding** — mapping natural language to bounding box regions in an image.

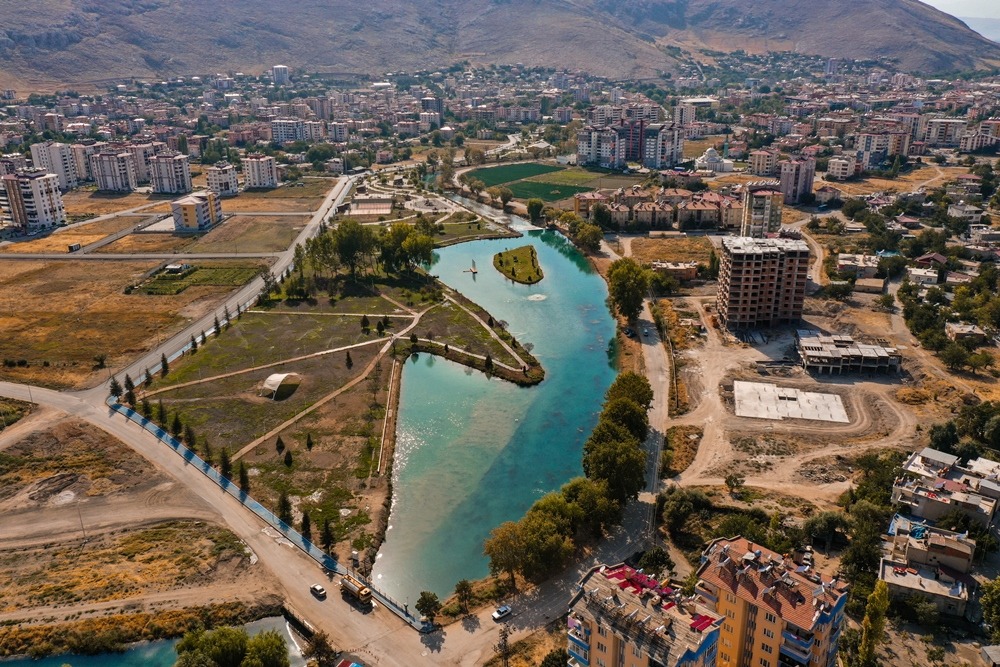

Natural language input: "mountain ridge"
[0,0,998,91]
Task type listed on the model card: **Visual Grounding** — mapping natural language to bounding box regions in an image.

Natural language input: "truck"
[67,243,81,253]
[340,574,372,605]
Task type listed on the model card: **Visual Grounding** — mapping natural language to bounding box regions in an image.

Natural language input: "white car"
[492,604,512,621]
[310,584,327,599]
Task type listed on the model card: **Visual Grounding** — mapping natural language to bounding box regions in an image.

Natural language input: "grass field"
[98,233,195,254]
[243,179,334,200]
[62,191,172,217]
[493,245,543,285]
[141,265,262,295]
[507,180,592,202]
[465,163,564,187]
[632,236,715,265]
[184,215,308,254]
[683,135,726,160]
[1,217,143,254]
[523,169,601,186]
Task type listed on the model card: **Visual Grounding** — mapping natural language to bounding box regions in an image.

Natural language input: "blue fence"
[107,400,430,632]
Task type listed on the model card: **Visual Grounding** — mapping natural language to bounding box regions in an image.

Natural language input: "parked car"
[310,584,327,599]
[492,605,512,621]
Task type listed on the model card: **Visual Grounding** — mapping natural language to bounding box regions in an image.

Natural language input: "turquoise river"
[372,219,617,604]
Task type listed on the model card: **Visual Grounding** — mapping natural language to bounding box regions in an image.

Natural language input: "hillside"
[0,0,998,91]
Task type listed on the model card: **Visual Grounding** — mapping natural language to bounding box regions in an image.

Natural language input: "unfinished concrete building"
[796,330,902,374]
[716,237,809,329]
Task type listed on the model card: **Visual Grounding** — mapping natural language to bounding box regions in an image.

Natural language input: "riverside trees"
[483,372,652,587]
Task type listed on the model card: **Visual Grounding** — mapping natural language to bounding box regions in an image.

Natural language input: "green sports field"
[507,181,594,202]
[465,163,565,187]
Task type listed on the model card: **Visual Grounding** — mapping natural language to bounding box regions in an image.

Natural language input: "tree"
[637,546,675,576]
[301,511,312,543]
[333,219,375,277]
[238,461,250,493]
[602,397,649,442]
[283,449,293,467]
[306,433,314,451]
[941,342,970,370]
[981,578,1000,643]
[724,472,745,495]
[277,491,293,525]
[498,187,514,208]
[857,580,889,667]
[275,436,285,453]
[574,223,603,252]
[190,334,198,353]
[483,521,523,590]
[454,579,474,613]
[582,438,646,504]
[802,511,850,551]
[607,258,649,323]
[526,198,545,222]
[243,630,289,667]
[161,353,169,378]
[171,412,183,438]
[605,372,654,411]
[219,448,232,480]
[144,368,154,388]
[345,350,353,369]
[415,591,441,625]
[876,293,895,310]
[321,518,335,553]
[175,626,250,667]
[560,477,622,538]
[539,649,570,667]
[184,424,197,448]
[109,375,123,399]
[402,232,435,268]
[360,314,370,332]
[302,630,337,667]
[518,511,574,580]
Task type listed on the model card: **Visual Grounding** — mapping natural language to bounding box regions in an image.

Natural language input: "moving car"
[310,584,327,599]
[492,604,512,621]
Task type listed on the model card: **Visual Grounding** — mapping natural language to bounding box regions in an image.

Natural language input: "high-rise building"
[271,118,305,144]
[150,153,192,194]
[70,142,105,181]
[673,102,696,126]
[243,154,278,189]
[748,149,779,177]
[642,123,685,169]
[740,184,784,238]
[89,152,137,192]
[206,161,239,196]
[127,143,159,184]
[778,158,816,205]
[566,563,720,667]
[29,141,77,191]
[716,237,809,329]
[171,191,222,231]
[0,168,66,232]
[0,153,27,176]
[272,65,290,86]
[696,537,847,667]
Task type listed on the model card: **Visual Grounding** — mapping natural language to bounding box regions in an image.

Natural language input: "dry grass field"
[62,190,173,217]
[0,260,264,389]
[185,215,308,254]
[0,217,140,254]
[631,236,715,265]
[97,232,195,254]
[826,165,966,197]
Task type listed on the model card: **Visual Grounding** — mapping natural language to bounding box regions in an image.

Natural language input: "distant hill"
[0,0,998,91]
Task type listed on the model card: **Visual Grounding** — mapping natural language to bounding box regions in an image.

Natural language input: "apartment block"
[29,141,77,191]
[925,118,968,147]
[892,448,1000,527]
[642,123,684,169]
[70,142,104,181]
[127,143,159,184]
[778,158,815,205]
[825,156,856,181]
[578,126,625,170]
[716,237,809,330]
[567,564,719,667]
[748,149,779,177]
[0,153,27,175]
[271,118,305,144]
[89,151,138,193]
[206,161,239,196]
[795,331,901,374]
[696,537,847,667]
[243,153,278,189]
[0,168,67,232]
[150,153,192,194]
[171,190,222,231]
[272,65,290,85]
[740,184,783,238]
[329,122,350,142]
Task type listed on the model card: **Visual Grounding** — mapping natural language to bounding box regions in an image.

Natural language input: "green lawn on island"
[493,245,543,284]
[465,163,565,187]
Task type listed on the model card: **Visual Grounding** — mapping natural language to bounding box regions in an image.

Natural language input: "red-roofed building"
[696,536,847,667]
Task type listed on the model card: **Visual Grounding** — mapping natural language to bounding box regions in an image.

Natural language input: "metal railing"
[106,399,430,633]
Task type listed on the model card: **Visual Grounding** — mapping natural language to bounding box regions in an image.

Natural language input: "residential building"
[835,253,879,279]
[906,267,939,285]
[566,563,719,667]
[778,158,815,205]
[70,143,103,181]
[642,123,684,169]
[925,118,968,146]
[740,184,783,237]
[89,151,138,192]
[696,537,847,667]
[206,161,239,196]
[748,149,779,177]
[29,141,77,191]
[271,118,305,144]
[171,190,222,231]
[945,322,987,345]
[0,168,67,232]
[150,153,192,194]
[272,65,290,85]
[127,143,158,184]
[825,156,856,180]
[328,122,350,142]
[892,448,998,527]
[651,261,699,281]
[716,237,809,329]
[243,153,278,189]
[577,125,625,169]
[0,153,27,175]
[795,330,902,374]
[947,203,984,224]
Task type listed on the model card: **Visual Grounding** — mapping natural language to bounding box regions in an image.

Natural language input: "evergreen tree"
[184,424,197,449]
[275,436,285,453]
[123,374,135,393]
[160,353,169,378]
[219,448,232,480]
[171,412,183,438]
[156,399,166,423]
[301,511,312,543]
[345,351,353,369]
[141,398,151,418]
[278,491,293,525]
[190,334,198,353]
[321,519,335,552]
[238,461,250,493]
[109,375,123,399]
[306,433,314,451]
[284,449,293,467]
[144,368,154,388]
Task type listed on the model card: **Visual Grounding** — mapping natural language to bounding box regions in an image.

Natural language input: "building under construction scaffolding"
[796,330,901,374]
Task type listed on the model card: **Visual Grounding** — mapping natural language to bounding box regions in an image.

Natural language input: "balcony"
[568,628,590,649]
[568,646,590,666]
[782,630,815,652]
[780,640,812,665]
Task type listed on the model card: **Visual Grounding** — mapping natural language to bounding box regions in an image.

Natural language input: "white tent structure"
[260,373,300,399]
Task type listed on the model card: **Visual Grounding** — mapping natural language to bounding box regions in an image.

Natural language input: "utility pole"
[493,624,512,667]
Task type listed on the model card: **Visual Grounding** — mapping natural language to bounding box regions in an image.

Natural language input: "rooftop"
[722,237,809,254]
[879,559,968,601]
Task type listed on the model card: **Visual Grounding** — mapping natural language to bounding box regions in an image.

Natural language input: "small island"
[493,245,544,284]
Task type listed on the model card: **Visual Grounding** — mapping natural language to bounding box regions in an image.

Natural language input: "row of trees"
[482,372,653,589]
[294,219,437,283]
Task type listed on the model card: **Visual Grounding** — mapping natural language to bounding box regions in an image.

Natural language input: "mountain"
[960,16,1000,43]
[1,0,998,91]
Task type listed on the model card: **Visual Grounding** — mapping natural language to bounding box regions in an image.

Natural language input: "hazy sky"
[922,0,1000,19]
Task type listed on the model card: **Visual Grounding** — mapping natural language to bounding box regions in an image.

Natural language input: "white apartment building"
[243,153,278,189]
[29,141,77,191]
[576,126,625,169]
[826,156,857,180]
[642,123,684,169]
[89,151,137,192]
[779,157,816,205]
[0,153,27,175]
[150,153,192,194]
[272,65,290,85]
[70,142,105,181]
[303,121,326,142]
[0,168,66,231]
[925,118,968,147]
[748,149,779,176]
[206,161,239,196]
[127,143,159,184]
[271,118,305,144]
[328,122,350,143]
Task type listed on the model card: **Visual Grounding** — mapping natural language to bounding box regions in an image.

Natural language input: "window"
[598,625,607,637]
[633,645,642,657]
[596,642,606,653]
[764,612,777,624]
[761,643,773,655]
[763,628,774,639]
[759,659,770,667]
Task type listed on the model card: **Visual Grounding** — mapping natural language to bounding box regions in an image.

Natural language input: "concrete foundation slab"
[734,380,849,423]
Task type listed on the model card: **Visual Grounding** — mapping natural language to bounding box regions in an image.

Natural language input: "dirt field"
[98,232,196,254]
[185,215,309,254]
[62,190,173,217]
[0,217,141,254]
[631,236,715,265]
[0,260,261,389]
[682,135,726,160]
